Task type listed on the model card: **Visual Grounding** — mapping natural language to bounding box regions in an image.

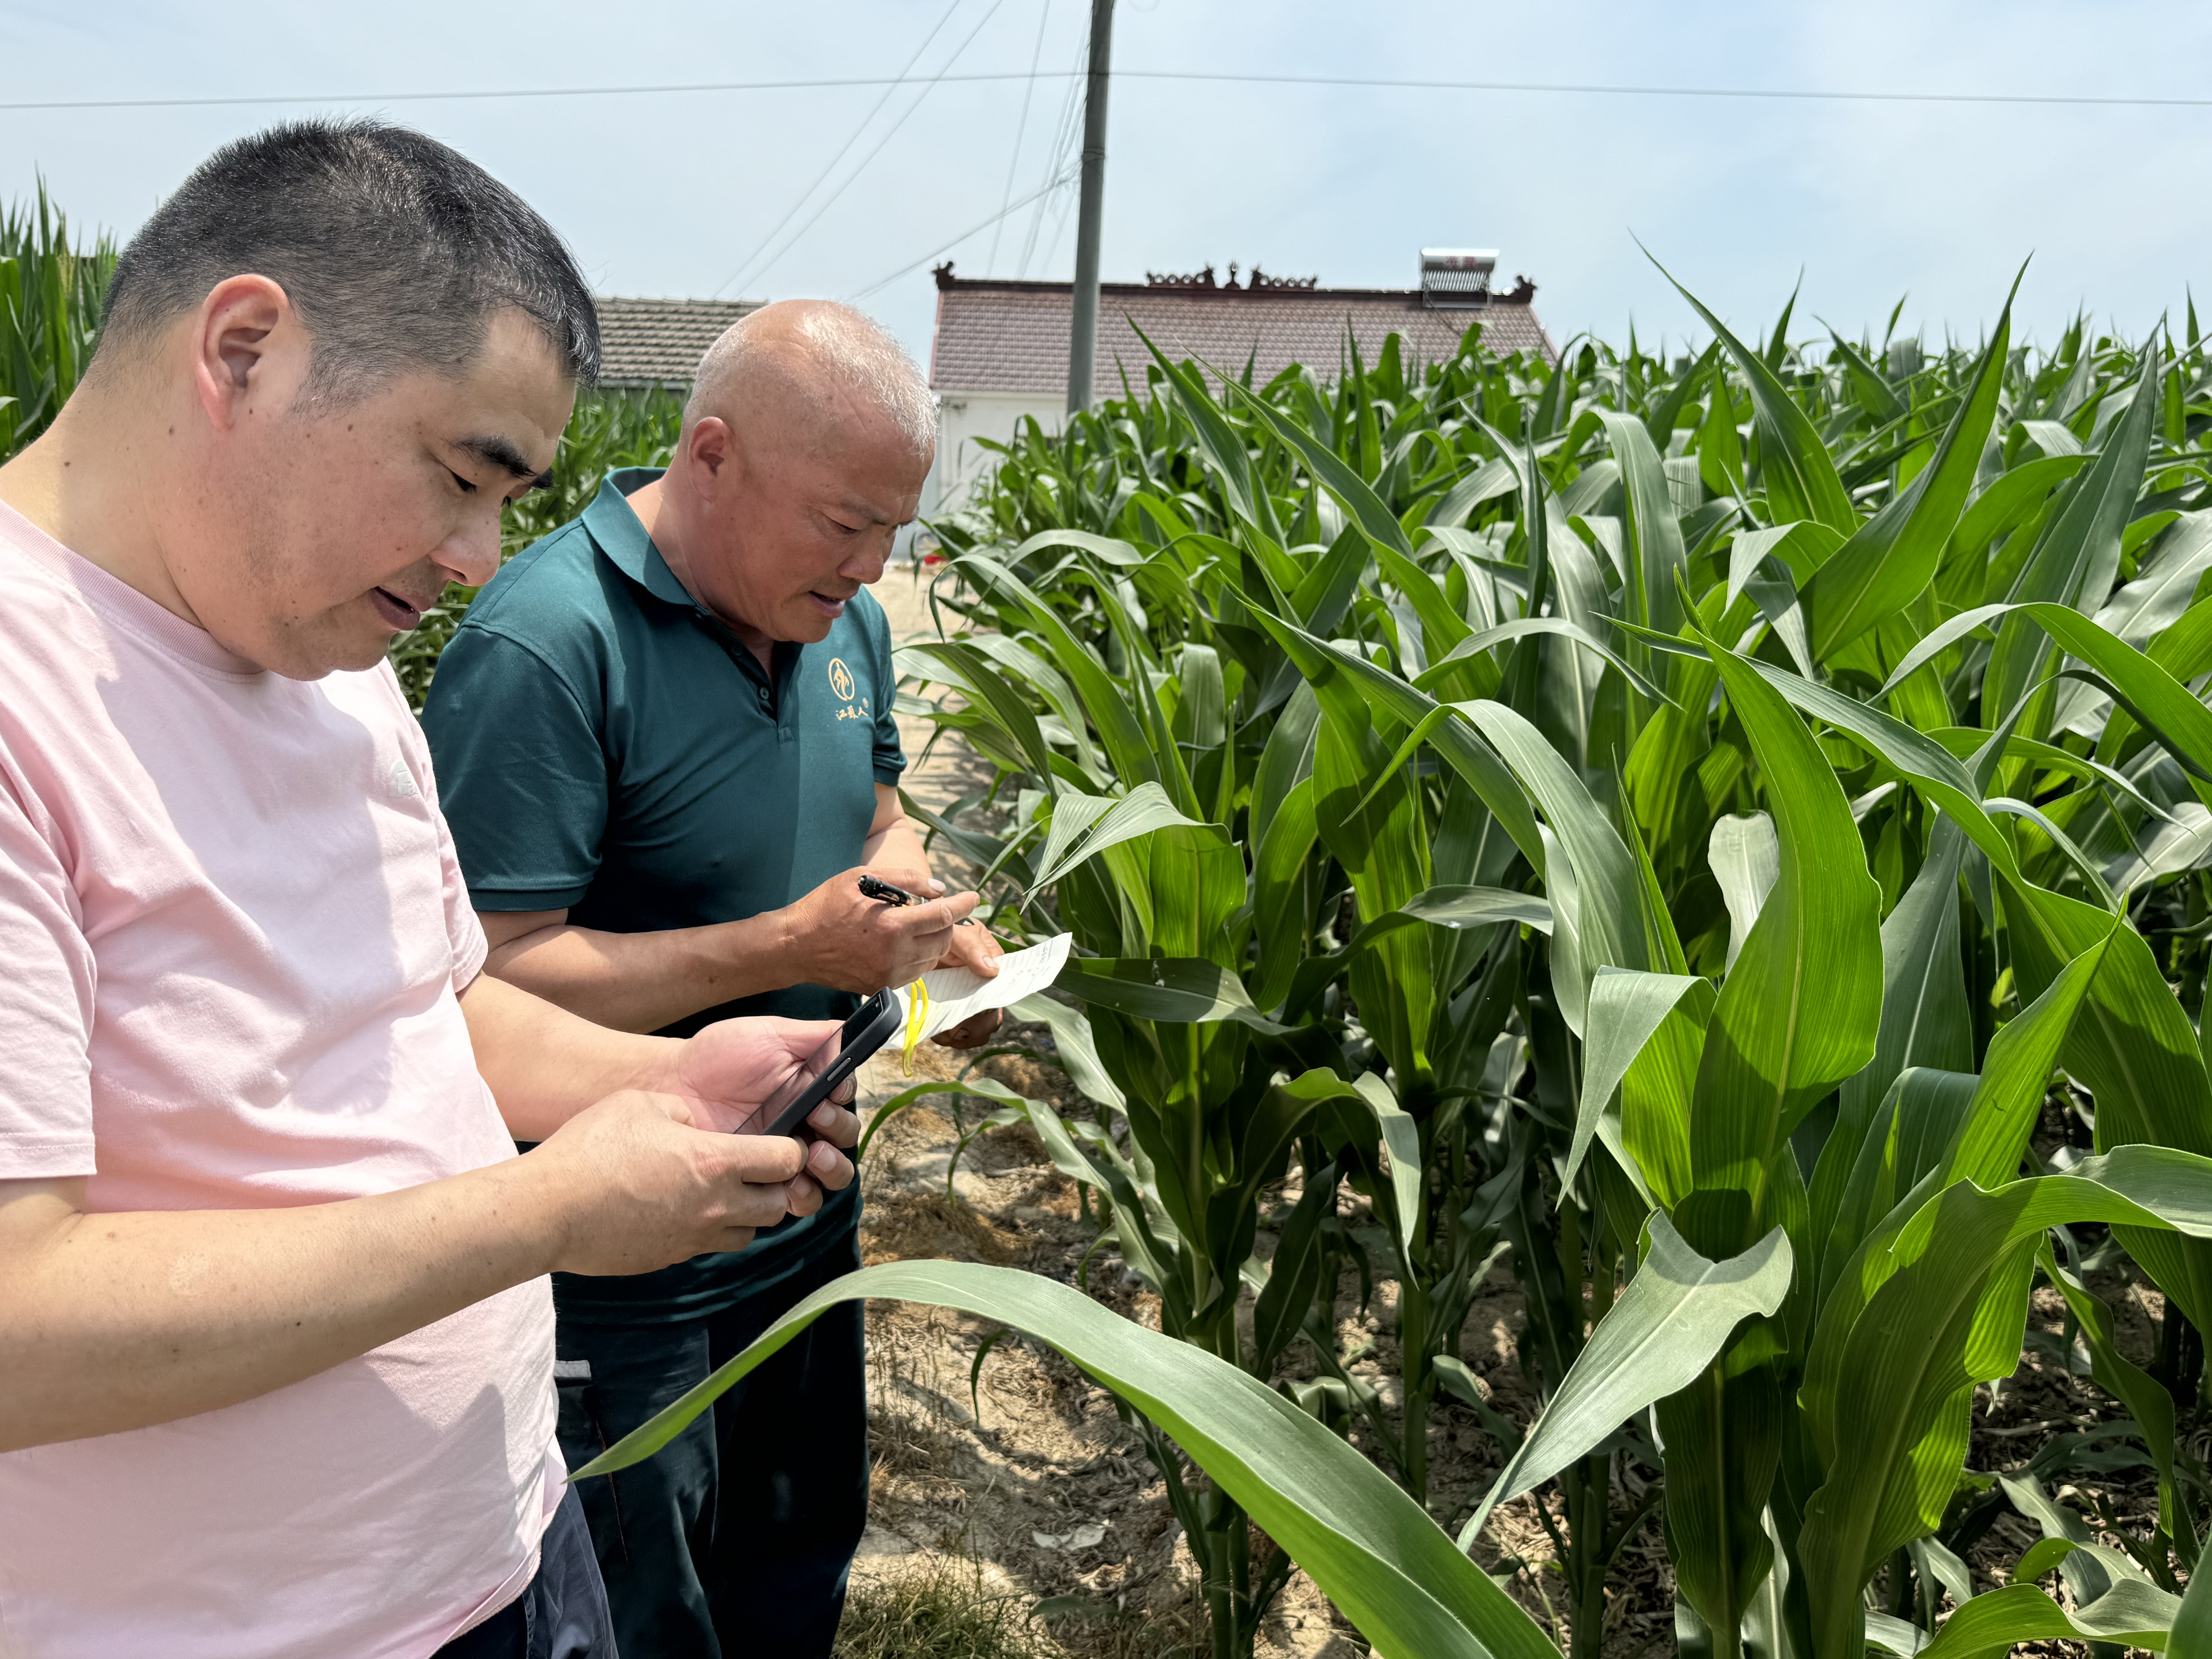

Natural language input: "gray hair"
[100,118,599,402]
[686,301,934,457]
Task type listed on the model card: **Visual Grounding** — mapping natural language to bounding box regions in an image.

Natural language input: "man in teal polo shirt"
[421,301,998,1658]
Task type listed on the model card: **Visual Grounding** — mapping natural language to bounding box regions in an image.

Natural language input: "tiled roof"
[928,270,1554,395]
[593,296,765,387]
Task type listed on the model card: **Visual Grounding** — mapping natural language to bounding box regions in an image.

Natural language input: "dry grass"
[835,1555,1056,1659]
[836,1552,1202,1659]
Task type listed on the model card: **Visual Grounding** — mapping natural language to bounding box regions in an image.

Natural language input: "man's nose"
[439,518,503,589]
[840,537,890,585]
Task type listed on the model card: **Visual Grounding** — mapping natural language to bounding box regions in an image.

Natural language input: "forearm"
[480,912,800,1037]
[862,811,931,876]
[461,970,688,1137]
[0,1164,559,1452]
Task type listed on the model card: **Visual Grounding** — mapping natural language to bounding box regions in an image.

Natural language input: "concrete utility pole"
[1066,0,1115,415]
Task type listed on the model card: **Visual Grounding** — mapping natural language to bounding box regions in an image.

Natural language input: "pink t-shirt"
[0,500,560,1659]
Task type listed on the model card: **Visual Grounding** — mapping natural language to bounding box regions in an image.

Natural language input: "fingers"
[806,1099,862,1149]
[712,1130,809,1186]
[888,890,977,936]
[782,1171,824,1218]
[805,1138,856,1192]
[880,902,975,988]
[755,1016,845,1057]
[937,924,1002,976]
[800,1097,858,1150]
[930,1009,1003,1050]
[542,1091,828,1278]
[716,1137,818,1232]
[857,864,938,898]
[723,1180,804,1232]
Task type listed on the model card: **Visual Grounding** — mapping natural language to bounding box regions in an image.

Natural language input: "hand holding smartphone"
[740,989,902,1139]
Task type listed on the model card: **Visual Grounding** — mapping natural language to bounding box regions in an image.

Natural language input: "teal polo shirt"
[420,467,904,1322]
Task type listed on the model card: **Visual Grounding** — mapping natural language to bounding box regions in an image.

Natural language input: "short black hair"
[100,118,598,400]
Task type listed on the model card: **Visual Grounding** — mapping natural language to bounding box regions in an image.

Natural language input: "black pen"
[858,873,976,922]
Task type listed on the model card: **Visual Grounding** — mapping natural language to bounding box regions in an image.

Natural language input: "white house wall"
[923,390,1069,523]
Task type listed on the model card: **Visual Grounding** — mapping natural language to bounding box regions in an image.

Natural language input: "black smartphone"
[744,989,901,1139]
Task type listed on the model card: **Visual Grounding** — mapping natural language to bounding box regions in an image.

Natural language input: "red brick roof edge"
[928,267,1555,396]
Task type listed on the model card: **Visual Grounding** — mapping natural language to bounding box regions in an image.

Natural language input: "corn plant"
[472,264,2212,1659]
[895,282,2212,1656]
[0,181,113,461]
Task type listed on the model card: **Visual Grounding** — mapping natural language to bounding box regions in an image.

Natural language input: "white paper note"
[892,932,1072,1045]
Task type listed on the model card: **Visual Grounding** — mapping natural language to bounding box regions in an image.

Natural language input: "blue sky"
[5,0,2208,373]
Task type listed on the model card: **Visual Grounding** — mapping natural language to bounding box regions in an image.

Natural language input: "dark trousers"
[555,1236,869,1659]
[433,1486,614,1659]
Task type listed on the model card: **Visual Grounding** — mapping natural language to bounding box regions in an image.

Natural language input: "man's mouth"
[806,589,855,618]
[368,586,429,631]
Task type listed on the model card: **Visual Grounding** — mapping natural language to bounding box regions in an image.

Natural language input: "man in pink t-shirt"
[0,122,860,1659]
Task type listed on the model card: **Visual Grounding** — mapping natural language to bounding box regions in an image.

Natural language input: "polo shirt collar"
[586,467,700,611]
[586,465,804,703]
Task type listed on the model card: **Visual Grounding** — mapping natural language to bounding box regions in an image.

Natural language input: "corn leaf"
[1031,782,1207,890]
[1913,1580,2181,1657]
[2037,1245,2182,1532]
[1057,954,1291,1034]
[1707,812,1779,975]
[572,1261,1564,1659]
[1597,407,1691,634]
[1569,968,1709,1191]
[1984,342,2162,720]
[1245,611,1547,871]
[1796,1147,2212,1658]
[1655,259,1858,535]
[1005,990,1126,1112]
[1235,384,1416,558]
[1803,289,2012,660]
[1684,635,1882,1254]
[1455,1213,1791,1549]
[1811,821,1972,1290]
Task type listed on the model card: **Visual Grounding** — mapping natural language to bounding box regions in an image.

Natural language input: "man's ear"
[685,415,737,490]
[189,275,301,433]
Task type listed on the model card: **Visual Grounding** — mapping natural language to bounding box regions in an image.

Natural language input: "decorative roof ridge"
[931,263,1536,306]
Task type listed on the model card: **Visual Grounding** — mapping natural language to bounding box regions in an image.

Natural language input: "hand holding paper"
[892,933,1073,1056]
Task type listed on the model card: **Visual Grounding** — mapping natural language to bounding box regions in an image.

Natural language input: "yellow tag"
[900,979,929,1076]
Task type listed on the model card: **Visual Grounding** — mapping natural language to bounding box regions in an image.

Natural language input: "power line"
[848,165,1078,301]
[739,0,1010,295]
[710,0,968,299]
[9,69,2212,115]
[985,0,1053,275]
[1018,33,1091,276]
[1137,70,2212,108]
[0,74,1028,112]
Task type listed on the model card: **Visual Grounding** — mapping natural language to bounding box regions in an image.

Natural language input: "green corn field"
[13,182,2210,1658]
[596,277,2212,1659]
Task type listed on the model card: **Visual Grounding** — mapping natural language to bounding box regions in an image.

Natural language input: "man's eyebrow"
[836,493,904,525]
[457,434,555,491]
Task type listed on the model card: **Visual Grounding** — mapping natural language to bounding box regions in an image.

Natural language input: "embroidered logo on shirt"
[383,757,419,799]
[828,655,870,722]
